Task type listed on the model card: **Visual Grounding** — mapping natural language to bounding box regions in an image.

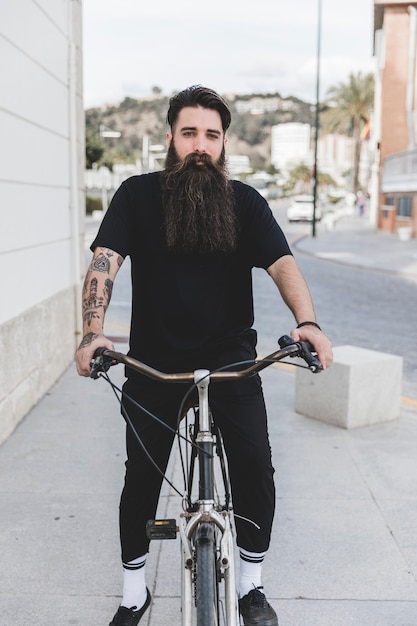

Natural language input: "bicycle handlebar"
[90,335,322,381]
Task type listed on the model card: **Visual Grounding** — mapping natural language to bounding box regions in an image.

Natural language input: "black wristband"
[297,321,322,331]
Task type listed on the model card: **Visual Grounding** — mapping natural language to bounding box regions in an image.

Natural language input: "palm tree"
[321,72,374,194]
[289,163,312,192]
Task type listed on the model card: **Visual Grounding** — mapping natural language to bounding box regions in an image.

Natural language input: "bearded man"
[75,85,332,626]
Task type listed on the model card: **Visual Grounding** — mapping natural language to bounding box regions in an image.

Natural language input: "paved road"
[252,251,417,402]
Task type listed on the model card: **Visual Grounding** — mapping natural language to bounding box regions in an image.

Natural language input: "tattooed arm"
[75,247,124,376]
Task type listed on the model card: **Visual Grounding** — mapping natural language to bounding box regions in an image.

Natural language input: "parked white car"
[287,195,322,223]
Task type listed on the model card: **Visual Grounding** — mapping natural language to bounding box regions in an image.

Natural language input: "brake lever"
[278,335,323,373]
[90,349,113,379]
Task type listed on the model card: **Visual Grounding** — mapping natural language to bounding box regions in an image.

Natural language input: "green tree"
[321,72,374,193]
[151,85,162,96]
[288,163,312,190]
[318,172,337,187]
[85,128,104,168]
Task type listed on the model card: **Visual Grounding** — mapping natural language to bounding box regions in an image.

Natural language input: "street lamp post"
[312,0,322,238]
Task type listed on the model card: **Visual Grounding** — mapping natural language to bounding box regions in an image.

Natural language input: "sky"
[82,0,375,109]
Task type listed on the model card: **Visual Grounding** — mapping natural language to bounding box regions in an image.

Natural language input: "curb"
[292,234,417,282]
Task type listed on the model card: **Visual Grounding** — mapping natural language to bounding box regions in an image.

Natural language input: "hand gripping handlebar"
[278,335,322,373]
[90,335,322,380]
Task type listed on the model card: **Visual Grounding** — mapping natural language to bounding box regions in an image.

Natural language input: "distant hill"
[85,92,315,170]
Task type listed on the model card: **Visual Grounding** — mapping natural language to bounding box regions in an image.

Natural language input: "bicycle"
[90,335,322,626]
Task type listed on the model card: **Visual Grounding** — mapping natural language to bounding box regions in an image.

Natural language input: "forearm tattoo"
[82,275,114,326]
[78,332,99,349]
[104,277,113,301]
[82,248,117,327]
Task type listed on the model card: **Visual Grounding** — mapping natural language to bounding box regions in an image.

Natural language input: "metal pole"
[312,0,322,238]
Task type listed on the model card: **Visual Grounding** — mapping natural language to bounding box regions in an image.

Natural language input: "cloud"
[83,0,374,107]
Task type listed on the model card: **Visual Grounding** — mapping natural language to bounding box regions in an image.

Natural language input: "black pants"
[119,341,276,563]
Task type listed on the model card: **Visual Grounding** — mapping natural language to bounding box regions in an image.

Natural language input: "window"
[397,197,412,219]
[382,196,395,219]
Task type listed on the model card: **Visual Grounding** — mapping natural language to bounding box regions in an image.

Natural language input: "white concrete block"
[295,346,403,429]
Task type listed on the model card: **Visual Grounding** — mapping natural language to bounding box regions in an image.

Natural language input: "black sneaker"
[239,587,279,626]
[109,588,151,626]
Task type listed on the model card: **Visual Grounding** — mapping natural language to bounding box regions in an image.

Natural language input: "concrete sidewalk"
[292,208,417,281]
[1,347,417,625]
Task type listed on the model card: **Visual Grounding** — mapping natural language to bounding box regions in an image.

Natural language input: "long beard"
[161,144,237,256]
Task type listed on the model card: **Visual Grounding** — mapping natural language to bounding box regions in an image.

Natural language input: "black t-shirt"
[91,172,292,366]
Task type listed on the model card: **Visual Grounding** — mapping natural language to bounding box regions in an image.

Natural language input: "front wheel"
[195,523,219,626]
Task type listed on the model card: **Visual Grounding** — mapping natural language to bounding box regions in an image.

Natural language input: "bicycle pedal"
[146,519,178,540]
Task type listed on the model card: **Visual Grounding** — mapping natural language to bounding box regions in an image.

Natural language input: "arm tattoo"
[78,332,99,349]
[83,311,102,326]
[82,276,106,326]
[83,269,92,295]
[104,278,113,301]
[82,275,114,328]
[92,253,110,273]
[82,249,119,327]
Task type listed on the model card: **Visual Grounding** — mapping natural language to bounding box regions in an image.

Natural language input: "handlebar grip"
[278,335,295,348]
[278,335,322,373]
[299,342,322,373]
[93,347,109,359]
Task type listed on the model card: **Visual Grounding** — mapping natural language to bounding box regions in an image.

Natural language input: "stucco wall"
[0,0,84,444]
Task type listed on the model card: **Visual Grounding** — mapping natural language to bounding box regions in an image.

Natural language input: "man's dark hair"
[167,85,231,133]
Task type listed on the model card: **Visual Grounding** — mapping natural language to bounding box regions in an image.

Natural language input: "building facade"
[373,0,417,235]
[0,1,85,444]
[271,122,370,192]
[271,123,312,173]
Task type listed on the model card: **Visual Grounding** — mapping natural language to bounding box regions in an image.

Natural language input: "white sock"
[239,549,266,598]
[121,555,147,610]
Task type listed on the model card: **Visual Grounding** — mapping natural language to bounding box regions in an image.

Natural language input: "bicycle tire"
[195,522,219,626]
